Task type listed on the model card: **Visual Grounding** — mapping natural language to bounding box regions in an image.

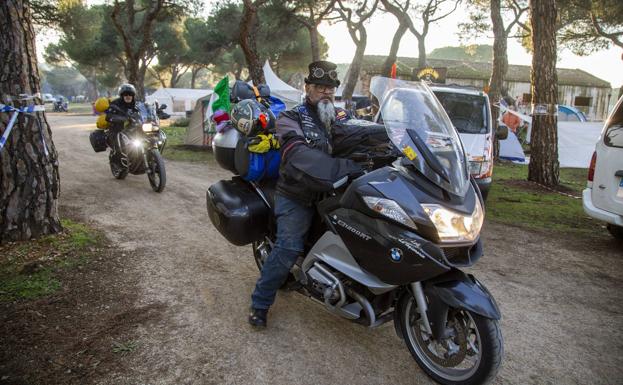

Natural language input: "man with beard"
[249,61,362,328]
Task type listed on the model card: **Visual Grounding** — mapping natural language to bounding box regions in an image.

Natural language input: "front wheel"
[147,149,166,192]
[397,292,503,385]
[109,152,128,180]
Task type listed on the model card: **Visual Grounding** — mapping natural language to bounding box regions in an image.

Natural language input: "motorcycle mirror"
[496,123,509,140]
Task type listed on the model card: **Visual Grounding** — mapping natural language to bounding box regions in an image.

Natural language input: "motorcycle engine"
[306,263,342,304]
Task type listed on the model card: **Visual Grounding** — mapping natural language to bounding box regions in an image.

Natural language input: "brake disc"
[413,312,469,367]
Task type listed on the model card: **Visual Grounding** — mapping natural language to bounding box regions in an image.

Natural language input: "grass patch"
[112,340,139,355]
[486,162,601,236]
[161,125,215,163]
[0,218,104,302]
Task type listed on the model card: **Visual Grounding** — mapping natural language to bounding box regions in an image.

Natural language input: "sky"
[318,10,623,88]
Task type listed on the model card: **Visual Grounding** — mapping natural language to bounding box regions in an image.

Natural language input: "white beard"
[317,99,335,131]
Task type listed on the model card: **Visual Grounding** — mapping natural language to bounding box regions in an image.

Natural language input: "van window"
[604,102,623,148]
[433,92,490,134]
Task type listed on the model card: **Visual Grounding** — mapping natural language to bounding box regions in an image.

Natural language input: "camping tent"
[498,105,604,168]
[558,121,602,168]
[184,92,213,146]
[259,61,303,107]
[185,63,304,146]
[499,132,527,163]
[146,88,211,117]
[558,105,587,122]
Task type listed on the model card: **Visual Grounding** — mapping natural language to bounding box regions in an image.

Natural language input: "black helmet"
[118,84,136,97]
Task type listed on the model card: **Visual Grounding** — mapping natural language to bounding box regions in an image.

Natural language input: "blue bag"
[243,149,280,182]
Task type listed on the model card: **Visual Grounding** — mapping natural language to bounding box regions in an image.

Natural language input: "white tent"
[146,88,211,117]
[254,61,303,107]
[499,132,527,163]
[498,105,604,168]
[184,92,213,146]
[557,121,602,168]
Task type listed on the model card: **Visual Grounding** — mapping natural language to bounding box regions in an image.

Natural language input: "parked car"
[42,93,55,103]
[430,84,507,200]
[582,95,623,240]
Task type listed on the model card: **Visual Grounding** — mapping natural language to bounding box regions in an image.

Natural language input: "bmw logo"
[390,248,403,262]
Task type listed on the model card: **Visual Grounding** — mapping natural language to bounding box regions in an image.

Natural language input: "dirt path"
[48,114,623,384]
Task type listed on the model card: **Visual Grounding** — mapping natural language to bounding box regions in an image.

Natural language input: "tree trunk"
[86,69,98,101]
[342,26,367,110]
[417,36,427,69]
[125,55,145,99]
[528,0,559,186]
[489,0,508,161]
[240,0,266,85]
[308,24,321,62]
[382,22,408,77]
[0,0,61,243]
[190,66,201,89]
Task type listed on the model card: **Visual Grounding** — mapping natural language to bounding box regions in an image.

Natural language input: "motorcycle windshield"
[370,76,469,197]
[137,103,156,123]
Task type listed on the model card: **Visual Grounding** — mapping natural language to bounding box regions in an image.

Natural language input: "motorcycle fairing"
[330,207,450,285]
[339,166,479,245]
[301,231,397,295]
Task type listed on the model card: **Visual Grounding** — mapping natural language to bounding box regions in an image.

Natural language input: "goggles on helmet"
[311,67,338,81]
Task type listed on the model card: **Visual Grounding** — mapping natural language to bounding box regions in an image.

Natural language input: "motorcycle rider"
[106,84,140,165]
[249,61,362,328]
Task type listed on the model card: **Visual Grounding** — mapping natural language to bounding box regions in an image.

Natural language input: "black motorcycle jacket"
[275,102,362,205]
[106,97,139,132]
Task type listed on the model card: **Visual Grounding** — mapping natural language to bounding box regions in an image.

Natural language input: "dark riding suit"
[251,102,361,310]
[105,97,139,166]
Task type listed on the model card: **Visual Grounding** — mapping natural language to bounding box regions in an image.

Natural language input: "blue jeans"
[251,193,315,310]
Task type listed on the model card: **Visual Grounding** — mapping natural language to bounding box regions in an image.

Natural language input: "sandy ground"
[48,114,622,384]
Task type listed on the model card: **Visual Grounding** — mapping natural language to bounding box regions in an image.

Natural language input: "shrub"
[173,117,190,127]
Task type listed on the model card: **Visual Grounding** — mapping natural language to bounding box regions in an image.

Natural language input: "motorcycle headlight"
[363,196,417,231]
[132,139,142,147]
[142,123,153,132]
[422,199,483,243]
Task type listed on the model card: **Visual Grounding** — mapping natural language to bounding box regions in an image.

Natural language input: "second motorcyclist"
[106,84,140,167]
[248,60,362,328]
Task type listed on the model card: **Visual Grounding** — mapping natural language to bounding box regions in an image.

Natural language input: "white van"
[431,85,507,200]
[582,95,623,240]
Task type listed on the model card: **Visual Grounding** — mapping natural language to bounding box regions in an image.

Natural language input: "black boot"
[248,308,268,328]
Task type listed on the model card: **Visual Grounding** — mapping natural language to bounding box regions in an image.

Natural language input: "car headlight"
[422,199,483,243]
[469,161,482,176]
[142,123,153,132]
[363,196,417,230]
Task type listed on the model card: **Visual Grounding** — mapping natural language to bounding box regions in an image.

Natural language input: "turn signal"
[587,151,596,183]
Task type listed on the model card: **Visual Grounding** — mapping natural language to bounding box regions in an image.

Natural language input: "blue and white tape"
[0,103,46,152]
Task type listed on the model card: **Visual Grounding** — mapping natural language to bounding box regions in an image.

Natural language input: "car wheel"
[607,224,623,240]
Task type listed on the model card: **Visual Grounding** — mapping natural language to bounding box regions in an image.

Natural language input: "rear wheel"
[252,237,294,289]
[147,149,166,192]
[252,236,273,271]
[607,224,623,240]
[397,292,503,385]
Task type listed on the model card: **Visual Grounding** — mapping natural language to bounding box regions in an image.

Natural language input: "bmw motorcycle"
[206,77,503,384]
[107,102,167,192]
